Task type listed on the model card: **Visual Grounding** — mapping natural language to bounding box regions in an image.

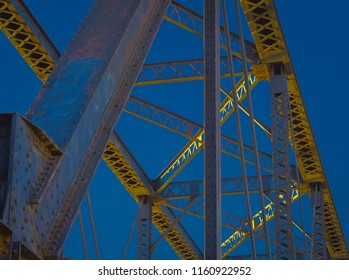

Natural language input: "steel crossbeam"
[163,176,273,199]
[136,57,247,85]
[155,75,257,194]
[163,186,310,258]
[221,188,300,259]
[125,96,279,175]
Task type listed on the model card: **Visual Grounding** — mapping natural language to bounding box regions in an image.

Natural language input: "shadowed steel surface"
[0,0,58,81]
[270,63,294,259]
[203,0,221,260]
[138,196,152,260]
[221,189,300,259]
[311,183,327,259]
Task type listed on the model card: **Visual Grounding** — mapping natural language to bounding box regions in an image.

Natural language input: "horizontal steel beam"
[163,176,273,199]
[136,57,246,85]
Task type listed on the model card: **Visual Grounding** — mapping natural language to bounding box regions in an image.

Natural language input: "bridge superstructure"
[0,0,347,260]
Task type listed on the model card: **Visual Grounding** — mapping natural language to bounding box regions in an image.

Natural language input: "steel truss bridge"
[0,0,348,260]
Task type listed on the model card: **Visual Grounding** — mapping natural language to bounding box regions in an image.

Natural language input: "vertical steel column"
[204,0,221,260]
[270,63,294,259]
[138,196,152,260]
[310,183,327,259]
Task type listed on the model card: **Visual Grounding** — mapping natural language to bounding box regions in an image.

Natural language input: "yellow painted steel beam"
[221,188,300,259]
[0,0,56,81]
[240,0,348,259]
[103,140,199,260]
[136,57,247,85]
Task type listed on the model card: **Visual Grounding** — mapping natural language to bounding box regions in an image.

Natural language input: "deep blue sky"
[0,1,348,259]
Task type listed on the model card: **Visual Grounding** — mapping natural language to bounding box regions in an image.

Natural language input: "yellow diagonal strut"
[103,141,199,260]
[156,75,258,194]
[221,189,300,259]
[0,0,55,81]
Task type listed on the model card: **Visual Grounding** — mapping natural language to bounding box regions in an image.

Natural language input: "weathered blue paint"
[28,58,102,147]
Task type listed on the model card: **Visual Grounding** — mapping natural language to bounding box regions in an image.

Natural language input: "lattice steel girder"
[0,0,58,81]
[270,63,294,260]
[103,132,202,260]
[125,96,303,181]
[136,57,246,86]
[165,1,259,63]
[163,176,273,199]
[165,198,248,232]
[0,0,171,258]
[221,188,300,259]
[162,178,300,234]
[162,176,273,233]
[155,75,258,194]
[164,187,309,252]
[125,96,280,176]
[239,0,348,258]
[311,183,327,259]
